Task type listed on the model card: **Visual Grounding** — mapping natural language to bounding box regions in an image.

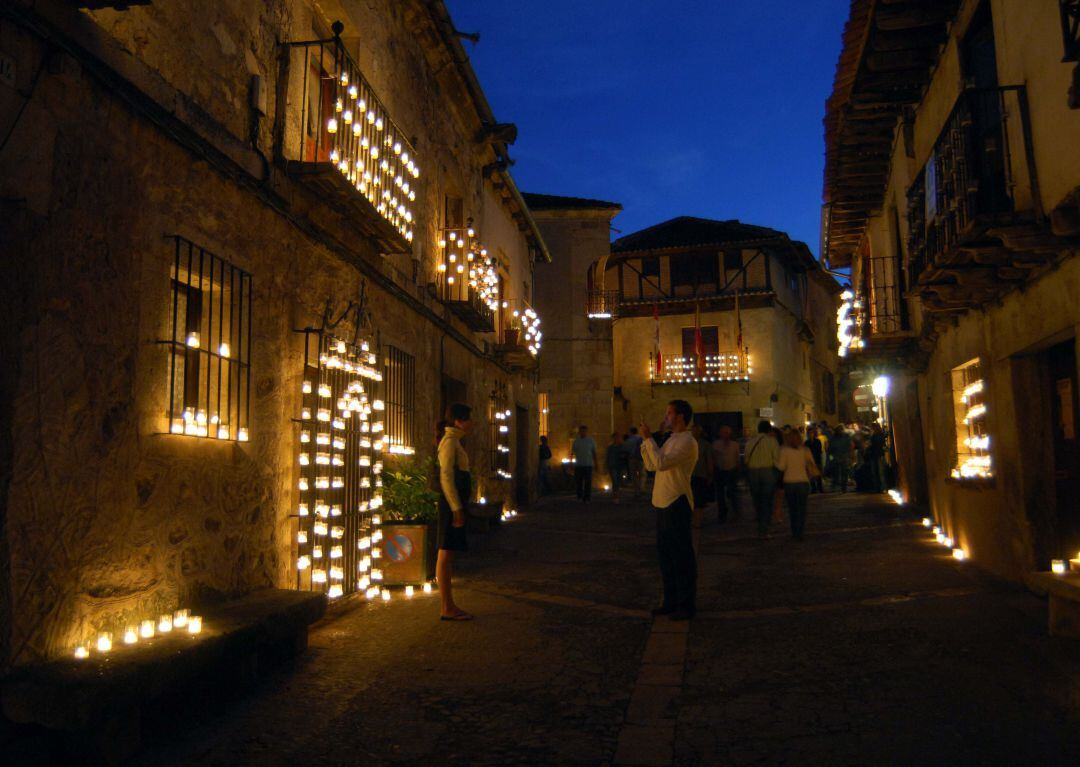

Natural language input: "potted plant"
[382,458,440,582]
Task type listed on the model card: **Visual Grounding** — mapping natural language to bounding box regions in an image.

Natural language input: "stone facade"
[824,0,1080,582]
[0,0,546,666]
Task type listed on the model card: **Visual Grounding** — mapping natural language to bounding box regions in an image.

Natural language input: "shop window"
[681,326,719,357]
[951,358,992,479]
[538,392,549,437]
[165,236,252,441]
[384,345,415,454]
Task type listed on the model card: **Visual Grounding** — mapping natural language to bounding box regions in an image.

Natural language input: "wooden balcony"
[279,26,418,254]
[905,86,1067,312]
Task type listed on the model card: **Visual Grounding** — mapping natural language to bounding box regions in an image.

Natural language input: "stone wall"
[0,0,539,666]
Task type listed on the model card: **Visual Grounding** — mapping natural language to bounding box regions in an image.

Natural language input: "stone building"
[0,0,549,667]
[527,194,622,471]
[602,218,841,438]
[822,0,1080,581]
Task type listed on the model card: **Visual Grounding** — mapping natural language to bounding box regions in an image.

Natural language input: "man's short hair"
[669,399,693,427]
[757,419,772,434]
[448,403,472,423]
[629,426,638,435]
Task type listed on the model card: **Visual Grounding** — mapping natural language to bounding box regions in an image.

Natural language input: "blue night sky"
[444,1,851,257]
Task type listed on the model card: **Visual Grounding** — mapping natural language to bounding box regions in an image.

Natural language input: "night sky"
[444,0,851,256]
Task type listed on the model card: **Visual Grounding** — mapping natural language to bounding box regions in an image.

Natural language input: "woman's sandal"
[439,611,473,621]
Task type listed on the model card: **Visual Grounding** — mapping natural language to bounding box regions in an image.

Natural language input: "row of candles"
[920,517,968,560]
[651,353,752,384]
[74,608,202,659]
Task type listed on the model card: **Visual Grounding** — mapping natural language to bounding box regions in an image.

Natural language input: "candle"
[74,644,90,659]
[405,585,414,597]
[952,548,967,561]
[174,609,189,628]
[423,582,433,594]
[187,616,202,635]
[381,589,391,602]
[124,626,139,644]
[158,614,173,633]
[140,620,155,639]
[1052,560,1068,574]
[96,632,113,653]
[935,532,945,544]
[943,537,954,548]
[922,518,932,527]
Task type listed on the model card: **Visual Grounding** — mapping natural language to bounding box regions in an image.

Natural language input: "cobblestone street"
[134,490,1080,766]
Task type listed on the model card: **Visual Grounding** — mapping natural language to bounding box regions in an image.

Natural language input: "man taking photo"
[639,400,698,621]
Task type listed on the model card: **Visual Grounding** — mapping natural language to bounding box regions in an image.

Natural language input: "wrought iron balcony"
[905,86,1052,310]
[586,289,619,319]
[495,299,542,369]
[436,222,498,332]
[280,24,419,253]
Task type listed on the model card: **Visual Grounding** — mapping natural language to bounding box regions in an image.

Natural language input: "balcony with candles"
[436,221,498,332]
[905,86,1063,312]
[495,299,542,370]
[649,351,751,386]
[281,23,419,253]
[586,289,619,320]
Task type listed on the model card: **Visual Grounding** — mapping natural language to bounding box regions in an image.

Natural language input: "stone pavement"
[131,490,1080,766]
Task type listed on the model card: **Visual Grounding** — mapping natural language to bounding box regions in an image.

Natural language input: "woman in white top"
[436,403,473,621]
[776,429,817,540]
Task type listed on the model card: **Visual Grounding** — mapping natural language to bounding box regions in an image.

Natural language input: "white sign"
[758,407,773,418]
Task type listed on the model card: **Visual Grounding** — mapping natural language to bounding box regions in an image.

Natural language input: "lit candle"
[238,428,249,442]
[96,632,113,653]
[1052,560,1068,574]
[140,619,155,639]
[922,518,932,527]
[186,331,200,348]
[943,537,954,548]
[952,548,967,561]
[174,609,190,628]
[158,614,173,633]
[405,585,414,597]
[187,616,202,635]
[124,626,139,644]
[423,582,433,594]
[74,644,90,659]
[381,589,391,602]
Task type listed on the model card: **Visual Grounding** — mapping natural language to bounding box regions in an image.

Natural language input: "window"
[641,257,660,278]
[165,236,251,441]
[681,326,719,358]
[384,346,416,454]
[951,358,992,479]
[723,250,742,272]
[670,254,717,291]
[538,392,549,437]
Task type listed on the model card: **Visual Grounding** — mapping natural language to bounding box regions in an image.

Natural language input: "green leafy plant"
[382,457,440,523]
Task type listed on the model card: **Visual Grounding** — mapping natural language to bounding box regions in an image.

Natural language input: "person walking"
[711,425,741,522]
[571,425,597,503]
[640,400,699,621]
[776,429,815,541]
[868,422,887,492]
[806,427,825,494]
[690,424,714,529]
[538,435,552,495]
[605,432,626,502]
[828,424,853,493]
[436,403,473,621]
[623,426,645,497]
[743,420,781,539]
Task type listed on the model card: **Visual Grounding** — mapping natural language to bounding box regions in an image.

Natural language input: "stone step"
[1,588,326,764]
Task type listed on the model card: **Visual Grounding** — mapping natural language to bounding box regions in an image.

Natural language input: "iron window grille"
[383,345,416,455]
[538,392,549,438]
[951,358,992,480]
[294,330,385,599]
[490,381,512,480]
[163,236,252,441]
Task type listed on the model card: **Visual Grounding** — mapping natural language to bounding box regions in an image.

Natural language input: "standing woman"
[436,403,473,621]
[776,429,815,540]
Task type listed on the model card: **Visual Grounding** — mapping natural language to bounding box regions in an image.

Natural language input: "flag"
[694,302,706,378]
[653,304,662,377]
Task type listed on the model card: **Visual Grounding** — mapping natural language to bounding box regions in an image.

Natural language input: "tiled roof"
[522,192,622,211]
[611,217,787,254]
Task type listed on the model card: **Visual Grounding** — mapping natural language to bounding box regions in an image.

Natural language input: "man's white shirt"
[641,430,698,508]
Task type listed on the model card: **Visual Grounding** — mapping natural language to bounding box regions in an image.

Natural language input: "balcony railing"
[495,299,542,369]
[649,352,751,385]
[906,86,1037,283]
[437,222,498,332]
[586,289,619,319]
[280,23,419,251]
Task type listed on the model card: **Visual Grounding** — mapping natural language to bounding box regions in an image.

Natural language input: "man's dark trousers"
[656,495,697,612]
[575,466,593,501]
[714,469,737,520]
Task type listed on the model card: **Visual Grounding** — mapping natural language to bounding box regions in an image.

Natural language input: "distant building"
[602,217,841,437]
[527,194,622,468]
[822,0,1080,581]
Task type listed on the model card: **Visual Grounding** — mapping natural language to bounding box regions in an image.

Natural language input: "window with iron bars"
[538,392,550,437]
[164,236,252,441]
[383,345,416,455]
[491,381,512,480]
